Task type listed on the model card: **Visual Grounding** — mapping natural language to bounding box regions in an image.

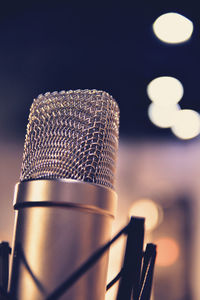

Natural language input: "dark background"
[0,0,199,139]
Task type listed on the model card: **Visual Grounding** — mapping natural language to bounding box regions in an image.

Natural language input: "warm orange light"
[155,237,180,267]
[129,198,163,231]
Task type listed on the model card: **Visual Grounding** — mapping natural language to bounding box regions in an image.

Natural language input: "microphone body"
[10,179,117,300]
[8,89,119,300]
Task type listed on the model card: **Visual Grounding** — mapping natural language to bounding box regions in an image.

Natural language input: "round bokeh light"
[129,198,163,231]
[171,109,200,140]
[153,12,193,44]
[155,237,180,267]
[148,103,180,128]
[147,76,184,106]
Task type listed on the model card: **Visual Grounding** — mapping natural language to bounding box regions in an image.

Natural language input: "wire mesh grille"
[20,89,119,189]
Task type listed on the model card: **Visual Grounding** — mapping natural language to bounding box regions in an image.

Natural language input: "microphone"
[9,90,120,300]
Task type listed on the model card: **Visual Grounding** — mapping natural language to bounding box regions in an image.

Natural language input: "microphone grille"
[20,90,119,189]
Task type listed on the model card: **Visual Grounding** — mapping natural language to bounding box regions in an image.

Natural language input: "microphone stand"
[0,242,12,300]
[116,217,144,300]
[0,218,156,300]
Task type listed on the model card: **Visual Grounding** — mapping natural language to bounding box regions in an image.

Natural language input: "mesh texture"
[20,89,119,189]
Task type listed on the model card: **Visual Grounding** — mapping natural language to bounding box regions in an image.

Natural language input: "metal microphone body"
[9,90,119,300]
[10,179,117,300]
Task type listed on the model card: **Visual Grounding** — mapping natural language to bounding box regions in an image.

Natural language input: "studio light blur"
[147,76,184,106]
[153,12,193,44]
[171,109,200,140]
[148,103,180,128]
[155,237,180,267]
[129,198,163,231]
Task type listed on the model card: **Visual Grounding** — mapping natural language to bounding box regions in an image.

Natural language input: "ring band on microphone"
[13,178,117,219]
[14,201,115,218]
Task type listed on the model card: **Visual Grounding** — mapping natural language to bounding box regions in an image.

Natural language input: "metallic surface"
[9,179,117,300]
[20,90,119,189]
[13,179,117,218]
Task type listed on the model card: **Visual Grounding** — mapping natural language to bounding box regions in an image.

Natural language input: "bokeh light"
[171,109,200,140]
[147,77,184,106]
[148,103,180,128]
[129,198,163,231]
[153,12,193,44]
[155,237,180,267]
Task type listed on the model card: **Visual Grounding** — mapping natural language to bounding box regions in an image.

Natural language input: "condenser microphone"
[9,89,119,300]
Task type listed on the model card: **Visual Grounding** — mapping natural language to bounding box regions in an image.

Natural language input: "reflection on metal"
[14,244,46,295]
[13,179,117,218]
[9,179,117,300]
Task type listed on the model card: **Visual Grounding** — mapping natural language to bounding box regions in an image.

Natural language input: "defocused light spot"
[148,103,180,128]
[153,12,193,44]
[129,198,163,231]
[155,237,180,267]
[171,109,200,139]
[147,77,184,106]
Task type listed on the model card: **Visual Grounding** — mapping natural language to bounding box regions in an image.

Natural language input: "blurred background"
[0,0,200,299]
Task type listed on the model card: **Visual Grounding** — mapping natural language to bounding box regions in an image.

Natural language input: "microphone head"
[20,90,119,189]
